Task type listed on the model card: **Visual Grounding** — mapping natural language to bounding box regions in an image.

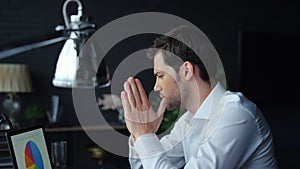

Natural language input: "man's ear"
[181,61,194,80]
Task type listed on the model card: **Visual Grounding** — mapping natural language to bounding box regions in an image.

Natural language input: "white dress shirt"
[128,83,278,169]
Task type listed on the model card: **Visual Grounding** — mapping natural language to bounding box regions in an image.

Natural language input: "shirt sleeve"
[132,134,184,169]
[128,135,143,169]
[128,120,186,169]
[129,107,277,169]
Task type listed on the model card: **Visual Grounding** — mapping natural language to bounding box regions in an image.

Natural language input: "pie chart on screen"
[25,141,44,169]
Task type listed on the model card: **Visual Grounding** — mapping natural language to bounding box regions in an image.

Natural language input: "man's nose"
[153,80,161,92]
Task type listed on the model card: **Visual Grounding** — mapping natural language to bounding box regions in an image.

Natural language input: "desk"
[45,125,126,132]
[45,125,130,169]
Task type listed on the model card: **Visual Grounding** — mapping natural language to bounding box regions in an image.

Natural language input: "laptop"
[0,129,13,169]
[6,126,52,169]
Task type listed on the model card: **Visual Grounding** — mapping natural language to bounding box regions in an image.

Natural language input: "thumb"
[153,98,168,133]
[156,98,168,117]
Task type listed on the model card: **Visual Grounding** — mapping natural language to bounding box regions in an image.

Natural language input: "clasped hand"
[121,77,168,139]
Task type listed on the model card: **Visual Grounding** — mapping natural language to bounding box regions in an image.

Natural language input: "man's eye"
[157,75,164,79]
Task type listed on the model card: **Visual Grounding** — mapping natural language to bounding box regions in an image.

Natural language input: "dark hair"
[148,25,218,82]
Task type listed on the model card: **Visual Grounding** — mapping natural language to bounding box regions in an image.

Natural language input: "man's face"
[153,52,184,111]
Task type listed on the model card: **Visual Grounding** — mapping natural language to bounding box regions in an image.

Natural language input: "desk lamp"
[0,0,111,88]
[0,64,33,129]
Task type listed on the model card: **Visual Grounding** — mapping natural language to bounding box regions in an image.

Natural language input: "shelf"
[45,125,126,132]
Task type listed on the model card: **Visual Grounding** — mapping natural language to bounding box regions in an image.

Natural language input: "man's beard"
[166,100,180,111]
[166,77,187,111]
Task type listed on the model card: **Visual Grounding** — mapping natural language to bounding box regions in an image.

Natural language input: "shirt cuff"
[134,133,165,158]
[129,135,139,158]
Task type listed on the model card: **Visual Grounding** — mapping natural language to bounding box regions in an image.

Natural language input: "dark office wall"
[0,0,299,167]
[1,0,299,123]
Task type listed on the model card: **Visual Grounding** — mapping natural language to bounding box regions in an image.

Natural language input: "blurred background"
[0,0,299,168]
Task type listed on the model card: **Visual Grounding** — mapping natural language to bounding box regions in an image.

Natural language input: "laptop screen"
[6,126,52,169]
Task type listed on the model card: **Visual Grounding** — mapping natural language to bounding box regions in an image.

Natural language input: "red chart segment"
[24,141,45,169]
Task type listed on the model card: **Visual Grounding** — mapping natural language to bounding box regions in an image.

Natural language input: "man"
[121,25,278,169]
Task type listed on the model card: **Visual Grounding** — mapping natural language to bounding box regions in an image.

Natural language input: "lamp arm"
[0,0,88,60]
[0,36,68,60]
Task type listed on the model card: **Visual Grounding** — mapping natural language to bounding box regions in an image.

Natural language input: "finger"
[124,80,136,107]
[121,91,131,117]
[157,98,168,117]
[135,78,150,107]
[128,77,142,106]
[154,111,165,133]
[121,91,141,123]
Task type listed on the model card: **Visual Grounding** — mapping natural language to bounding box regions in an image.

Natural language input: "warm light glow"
[0,64,33,93]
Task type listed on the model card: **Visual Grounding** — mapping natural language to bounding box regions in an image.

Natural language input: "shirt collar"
[188,82,226,121]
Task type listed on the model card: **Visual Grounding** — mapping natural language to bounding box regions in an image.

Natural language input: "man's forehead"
[153,51,164,64]
[153,52,176,75]
[153,52,165,72]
